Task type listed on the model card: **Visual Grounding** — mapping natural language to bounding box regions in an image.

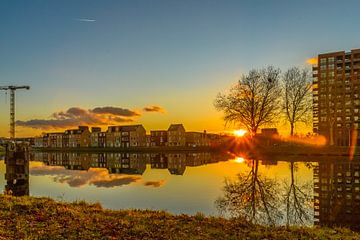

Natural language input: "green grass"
[0,195,358,239]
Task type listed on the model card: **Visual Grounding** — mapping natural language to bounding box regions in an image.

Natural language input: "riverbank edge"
[32,145,220,153]
[32,145,360,157]
[0,195,358,239]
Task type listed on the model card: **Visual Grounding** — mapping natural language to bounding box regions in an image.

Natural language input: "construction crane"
[0,86,30,139]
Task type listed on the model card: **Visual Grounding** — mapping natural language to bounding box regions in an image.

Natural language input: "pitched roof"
[168,124,185,131]
[119,125,144,132]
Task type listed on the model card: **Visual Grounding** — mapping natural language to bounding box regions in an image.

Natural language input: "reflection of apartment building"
[313,49,360,146]
[65,153,91,170]
[46,152,64,166]
[91,153,107,168]
[314,161,360,230]
[120,125,146,148]
[167,153,186,175]
[107,153,146,174]
[167,124,186,146]
[185,131,210,147]
[186,152,211,166]
[65,126,91,148]
[150,130,168,146]
[150,153,168,169]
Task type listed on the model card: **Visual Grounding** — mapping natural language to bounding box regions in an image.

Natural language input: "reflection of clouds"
[30,165,167,188]
[143,180,165,188]
[30,166,140,188]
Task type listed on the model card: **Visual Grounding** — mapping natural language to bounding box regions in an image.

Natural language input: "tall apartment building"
[313,49,360,146]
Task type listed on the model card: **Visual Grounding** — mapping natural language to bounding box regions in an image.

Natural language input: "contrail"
[74,18,96,22]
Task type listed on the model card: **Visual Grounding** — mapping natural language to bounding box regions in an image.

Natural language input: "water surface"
[2,151,359,229]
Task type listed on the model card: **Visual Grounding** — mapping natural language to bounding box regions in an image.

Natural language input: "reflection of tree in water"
[216,159,282,225]
[283,162,312,226]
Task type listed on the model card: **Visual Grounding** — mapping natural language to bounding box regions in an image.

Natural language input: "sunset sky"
[1,0,360,137]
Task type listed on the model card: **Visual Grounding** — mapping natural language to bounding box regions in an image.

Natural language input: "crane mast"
[0,86,30,139]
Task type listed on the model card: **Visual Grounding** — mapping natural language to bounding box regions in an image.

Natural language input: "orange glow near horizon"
[273,134,327,146]
[233,129,247,137]
[306,57,318,65]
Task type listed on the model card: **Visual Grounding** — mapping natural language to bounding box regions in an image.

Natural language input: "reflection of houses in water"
[107,153,147,175]
[91,153,107,168]
[33,151,231,176]
[314,161,360,230]
[167,153,187,175]
[64,153,91,170]
[150,152,227,174]
[150,153,168,169]
[5,148,29,196]
[186,152,211,166]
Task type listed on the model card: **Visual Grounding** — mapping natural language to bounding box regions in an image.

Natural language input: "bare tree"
[216,159,282,225]
[283,162,312,226]
[282,67,312,136]
[214,66,281,136]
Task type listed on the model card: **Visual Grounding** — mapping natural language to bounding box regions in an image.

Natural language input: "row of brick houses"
[35,124,213,148]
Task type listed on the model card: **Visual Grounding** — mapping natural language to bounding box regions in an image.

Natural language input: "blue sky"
[1,0,360,136]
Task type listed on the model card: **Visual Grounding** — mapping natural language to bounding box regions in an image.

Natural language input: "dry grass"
[0,195,358,239]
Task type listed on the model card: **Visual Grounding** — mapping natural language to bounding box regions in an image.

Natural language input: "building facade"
[119,125,146,148]
[313,49,360,146]
[185,131,210,147]
[48,132,63,148]
[150,130,168,146]
[167,124,186,146]
[65,126,91,148]
[106,126,122,147]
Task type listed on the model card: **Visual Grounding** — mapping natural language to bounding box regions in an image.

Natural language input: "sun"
[233,129,247,137]
[233,157,245,163]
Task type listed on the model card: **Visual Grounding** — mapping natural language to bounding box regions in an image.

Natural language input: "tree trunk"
[290,123,294,136]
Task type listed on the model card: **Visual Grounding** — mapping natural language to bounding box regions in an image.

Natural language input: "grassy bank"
[0,195,358,239]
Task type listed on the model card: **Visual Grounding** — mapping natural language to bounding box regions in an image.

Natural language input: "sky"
[1,0,360,137]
